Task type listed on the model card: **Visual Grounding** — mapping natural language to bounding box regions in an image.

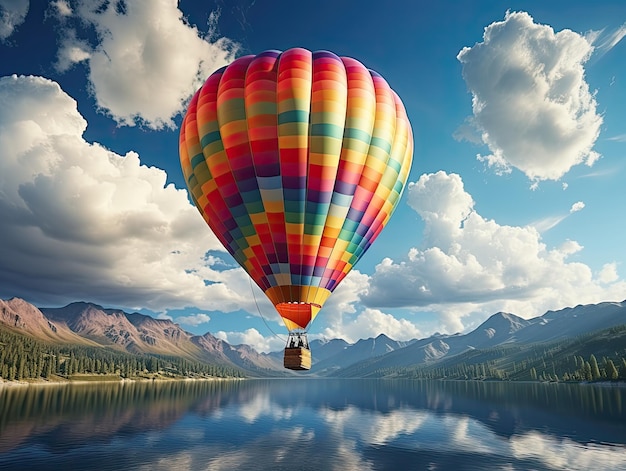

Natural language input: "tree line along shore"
[0,326,244,383]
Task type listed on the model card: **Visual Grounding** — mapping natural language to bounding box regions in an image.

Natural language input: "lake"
[1,379,625,470]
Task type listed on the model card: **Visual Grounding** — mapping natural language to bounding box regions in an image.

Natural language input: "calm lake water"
[1,379,625,471]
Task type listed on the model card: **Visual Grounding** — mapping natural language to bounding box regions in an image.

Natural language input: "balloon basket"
[284,332,311,370]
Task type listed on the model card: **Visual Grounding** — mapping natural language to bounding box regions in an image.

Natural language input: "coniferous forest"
[0,326,244,381]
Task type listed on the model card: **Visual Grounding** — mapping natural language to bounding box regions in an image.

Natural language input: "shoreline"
[2,376,625,389]
[0,375,243,389]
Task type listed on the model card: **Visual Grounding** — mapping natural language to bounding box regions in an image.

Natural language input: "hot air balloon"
[179,48,413,370]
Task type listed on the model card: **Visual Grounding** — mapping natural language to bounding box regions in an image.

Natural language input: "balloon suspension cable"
[249,277,287,342]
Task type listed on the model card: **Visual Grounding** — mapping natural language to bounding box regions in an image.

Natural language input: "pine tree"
[590,355,601,380]
[17,357,25,380]
[606,359,619,380]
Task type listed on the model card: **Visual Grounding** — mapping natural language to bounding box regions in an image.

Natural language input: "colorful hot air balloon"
[179,48,413,369]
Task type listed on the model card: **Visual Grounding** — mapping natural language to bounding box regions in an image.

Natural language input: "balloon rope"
[249,277,287,342]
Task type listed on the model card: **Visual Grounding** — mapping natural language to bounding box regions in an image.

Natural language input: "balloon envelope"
[180,48,413,331]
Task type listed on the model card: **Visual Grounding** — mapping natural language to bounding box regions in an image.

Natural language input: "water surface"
[1,379,625,470]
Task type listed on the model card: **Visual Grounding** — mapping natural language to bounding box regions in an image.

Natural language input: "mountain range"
[0,298,284,376]
[1,297,625,377]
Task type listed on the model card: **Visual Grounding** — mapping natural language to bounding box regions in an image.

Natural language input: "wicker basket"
[284,347,312,370]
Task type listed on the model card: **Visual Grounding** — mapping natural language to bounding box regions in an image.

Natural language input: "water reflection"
[1,379,625,470]
[0,380,240,453]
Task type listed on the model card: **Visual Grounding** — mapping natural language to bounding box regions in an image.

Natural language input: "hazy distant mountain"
[309,338,351,362]
[508,302,626,344]
[335,300,626,377]
[311,334,414,374]
[192,332,284,374]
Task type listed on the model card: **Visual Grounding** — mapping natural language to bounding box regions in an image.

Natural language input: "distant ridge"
[334,300,626,377]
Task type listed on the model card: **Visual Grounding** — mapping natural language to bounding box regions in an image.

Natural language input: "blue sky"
[1,0,625,352]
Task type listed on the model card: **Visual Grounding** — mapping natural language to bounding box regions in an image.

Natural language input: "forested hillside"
[342,324,626,382]
[0,325,244,381]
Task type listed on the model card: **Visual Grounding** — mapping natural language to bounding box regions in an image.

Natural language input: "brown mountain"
[0,298,94,345]
[42,302,200,359]
[43,302,146,350]
[126,312,199,357]
[0,298,285,375]
[192,333,281,372]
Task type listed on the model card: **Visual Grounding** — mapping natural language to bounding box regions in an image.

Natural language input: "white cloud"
[604,24,626,50]
[607,133,626,142]
[559,239,583,256]
[318,308,421,344]
[322,269,370,317]
[175,313,211,327]
[55,31,92,72]
[452,117,482,144]
[570,201,585,213]
[0,74,275,314]
[457,11,602,181]
[530,214,567,234]
[531,201,584,233]
[598,262,619,284]
[49,0,71,17]
[215,328,284,354]
[0,0,28,41]
[54,0,237,129]
[312,270,385,340]
[362,171,626,333]
[588,23,626,58]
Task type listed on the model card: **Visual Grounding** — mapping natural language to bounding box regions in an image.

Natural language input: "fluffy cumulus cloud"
[54,32,92,73]
[0,74,273,313]
[570,201,585,213]
[598,262,619,284]
[52,0,237,129]
[457,11,602,181]
[50,0,72,17]
[322,269,370,318]
[362,171,626,333]
[0,0,28,40]
[318,308,421,344]
[311,269,423,343]
[175,313,211,327]
[215,328,283,354]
